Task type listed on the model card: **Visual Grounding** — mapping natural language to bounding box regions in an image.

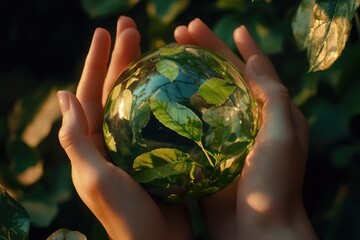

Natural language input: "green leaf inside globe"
[103,44,259,202]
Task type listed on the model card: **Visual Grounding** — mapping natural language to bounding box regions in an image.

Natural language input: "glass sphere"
[103,44,259,202]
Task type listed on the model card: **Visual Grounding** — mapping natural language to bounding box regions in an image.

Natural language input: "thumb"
[57,90,106,176]
[245,55,293,140]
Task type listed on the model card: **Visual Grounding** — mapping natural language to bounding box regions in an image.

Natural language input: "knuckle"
[58,126,78,151]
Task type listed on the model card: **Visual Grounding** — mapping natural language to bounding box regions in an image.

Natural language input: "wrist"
[237,201,318,240]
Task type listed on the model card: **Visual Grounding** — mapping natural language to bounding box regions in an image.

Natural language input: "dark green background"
[1,0,359,239]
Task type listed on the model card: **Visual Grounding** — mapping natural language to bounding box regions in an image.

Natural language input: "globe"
[103,44,259,202]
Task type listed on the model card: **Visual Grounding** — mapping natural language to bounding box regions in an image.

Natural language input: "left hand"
[57,16,192,240]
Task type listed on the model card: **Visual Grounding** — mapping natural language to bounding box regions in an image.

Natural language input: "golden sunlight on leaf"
[307,0,358,72]
[21,90,61,147]
[16,160,43,186]
[292,0,315,50]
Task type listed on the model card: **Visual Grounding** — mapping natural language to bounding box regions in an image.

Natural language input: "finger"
[103,16,141,104]
[58,91,168,239]
[174,25,197,45]
[57,91,107,175]
[234,26,279,81]
[117,15,137,33]
[186,18,245,72]
[76,28,111,135]
[246,55,294,140]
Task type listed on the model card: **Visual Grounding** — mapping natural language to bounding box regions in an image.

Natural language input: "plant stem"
[196,141,215,167]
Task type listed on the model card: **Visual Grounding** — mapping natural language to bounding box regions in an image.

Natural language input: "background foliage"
[1,0,359,239]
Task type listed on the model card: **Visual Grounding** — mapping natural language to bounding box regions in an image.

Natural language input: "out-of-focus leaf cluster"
[1,0,359,239]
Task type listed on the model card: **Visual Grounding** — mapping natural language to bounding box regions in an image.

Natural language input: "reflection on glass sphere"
[103,44,259,202]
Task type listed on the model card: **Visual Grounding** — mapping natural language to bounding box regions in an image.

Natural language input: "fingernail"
[57,91,70,114]
[117,16,124,30]
[234,25,247,45]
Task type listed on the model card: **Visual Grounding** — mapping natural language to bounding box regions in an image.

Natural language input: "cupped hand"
[174,19,318,240]
[57,16,192,240]
[57,15,317,240]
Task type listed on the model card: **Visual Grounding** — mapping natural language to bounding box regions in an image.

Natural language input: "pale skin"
[57,16,318,240]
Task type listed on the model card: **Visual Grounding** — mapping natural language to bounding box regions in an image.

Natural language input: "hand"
[58,15,318,240]
[57,16,192,240]
[174,19,318,239]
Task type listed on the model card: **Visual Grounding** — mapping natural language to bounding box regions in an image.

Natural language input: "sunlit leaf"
[81,0,139,18]
[307,0,358,72]
[5,137,43,186]
[156,59,179,82]
[147,0,189,24]
[159,44,185,56]
[198,78,235,105]
[103,123,117,152]
[8,86,69,148]
[150,99,203,142]
[0,185,30,240]
[115,89,133,120]
[47,228,87,240]
[132,148,193,183]
[292,0,315,50]
[216,153,245,187]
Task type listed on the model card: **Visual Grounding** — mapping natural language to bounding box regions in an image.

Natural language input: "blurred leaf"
[213,13,283,55]
[47,229,87,240]
[307,99,350,147]
[330,143,360,168]
[307,0,358,72]
[15,163,73,227]
[0,185,30,240]
[292,0,315,50]
[216,0,247,10]
[147,0,189,24]
[20,196,58,228]
[293,72,320,106]
[43,163,73,203]
[5,137,43,186]
[8,86,64,148]
[81,0,139,18]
